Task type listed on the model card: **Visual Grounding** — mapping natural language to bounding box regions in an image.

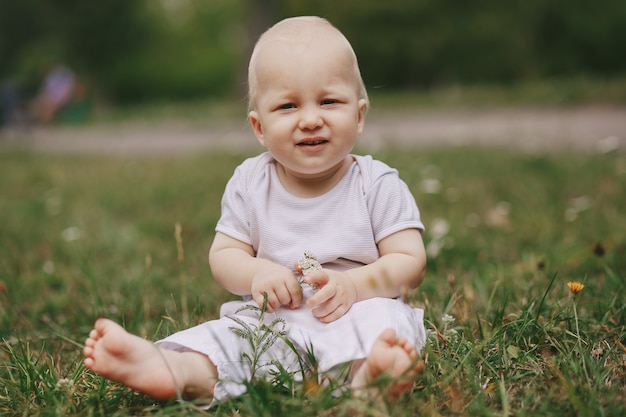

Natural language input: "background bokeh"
[1,2,625,415]
[2,0,625,105]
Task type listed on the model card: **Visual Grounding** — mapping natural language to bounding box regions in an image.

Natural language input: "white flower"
[426,218,451,258]
[596,135,620,154]
[61,227,83,242]
[442,314,455,325]
[564,208,578,222]
[55,378,74,391]
[429,218,450,240]
[420,178,441,194]
[495,201,511,215]
[565,196,591,222]
[426,240,443,258]
[570,196,591,212]
[42,261,55,274]
[486,201,511,227]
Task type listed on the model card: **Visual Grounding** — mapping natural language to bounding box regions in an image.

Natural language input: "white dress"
[156,152,426,402]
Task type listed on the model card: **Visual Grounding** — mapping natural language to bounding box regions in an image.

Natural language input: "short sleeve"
[215,166,253,245]
[363,159,424,242]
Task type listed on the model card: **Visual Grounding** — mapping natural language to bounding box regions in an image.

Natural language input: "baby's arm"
[209,232,303,312]
[349,228,426,300]
[304,228,426,322]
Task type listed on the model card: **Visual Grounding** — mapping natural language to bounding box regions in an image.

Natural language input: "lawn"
[0,145,624,416]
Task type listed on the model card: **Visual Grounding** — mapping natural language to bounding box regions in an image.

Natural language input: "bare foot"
[83,318,217,400]
[351,328,424,403]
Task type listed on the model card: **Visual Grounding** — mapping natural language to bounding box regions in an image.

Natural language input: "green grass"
[0,146,625,416]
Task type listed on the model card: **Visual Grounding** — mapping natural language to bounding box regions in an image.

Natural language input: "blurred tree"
[530,0,626,76]
[107,0,246,101]
[0,0,151,95]
[237,0,276,99]
[0,0,246,102]
[2,0,625,103]
[277,0,626,91]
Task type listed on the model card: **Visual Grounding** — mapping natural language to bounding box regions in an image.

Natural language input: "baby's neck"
[275,156,354,198]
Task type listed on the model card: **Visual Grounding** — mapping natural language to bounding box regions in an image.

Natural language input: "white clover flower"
[429,218,450,240]
[445,328,459,344]
[426,328,438,347]
[420,178,441,194]
[570,196,591,212]
[426,218,452,259]
[565,195,591,222]
[55,378,74,391]
[495,201,511,216]
[61,227,83,242]
[441,313,455,325]
[486,201,511,227]
[596,135,620,154]
[426,240,443,258]
[564,208,578,222]
[42,260,55,274]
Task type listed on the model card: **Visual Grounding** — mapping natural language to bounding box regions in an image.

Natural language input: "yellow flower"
[567,281,585,294]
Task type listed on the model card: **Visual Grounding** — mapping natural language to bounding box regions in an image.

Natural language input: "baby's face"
[248,31,367,181]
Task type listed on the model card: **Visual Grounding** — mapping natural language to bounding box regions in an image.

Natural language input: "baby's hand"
[250,266,303,313]
[304,270,358,323]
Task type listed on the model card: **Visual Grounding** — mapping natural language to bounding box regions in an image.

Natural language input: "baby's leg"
[83,318,217,401]
[351,328,424,403]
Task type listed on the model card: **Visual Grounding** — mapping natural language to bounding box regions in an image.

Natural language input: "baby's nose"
[298,107,323,129]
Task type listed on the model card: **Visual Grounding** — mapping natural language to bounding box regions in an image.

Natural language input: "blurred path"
[2,105,625,155]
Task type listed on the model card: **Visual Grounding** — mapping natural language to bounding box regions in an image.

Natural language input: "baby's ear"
[357,99,367,134]
[249,111,265,146]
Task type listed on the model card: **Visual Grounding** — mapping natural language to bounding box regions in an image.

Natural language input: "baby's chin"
[289,163,345,179]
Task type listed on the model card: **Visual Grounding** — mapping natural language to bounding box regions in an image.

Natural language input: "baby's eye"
[278,103,296,110]
[321,99,337,105]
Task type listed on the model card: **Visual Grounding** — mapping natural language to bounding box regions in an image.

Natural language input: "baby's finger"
[275,284,293,307]
[304,270,328,289]
[310,299,335,318]
[306,284,334,307]
[255,292,276,312]
[315,302,349,323]
[288,282,303,309]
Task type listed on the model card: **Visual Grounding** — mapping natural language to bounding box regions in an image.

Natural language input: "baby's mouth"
[298,139,328,147]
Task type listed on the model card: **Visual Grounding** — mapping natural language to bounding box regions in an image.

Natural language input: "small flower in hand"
[296,250,322,290]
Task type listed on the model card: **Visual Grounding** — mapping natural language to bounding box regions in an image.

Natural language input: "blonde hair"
[247,16,369,112]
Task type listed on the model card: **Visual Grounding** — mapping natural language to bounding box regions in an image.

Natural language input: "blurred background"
[1,0,626,126]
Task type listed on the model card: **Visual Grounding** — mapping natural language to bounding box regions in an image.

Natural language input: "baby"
[84,15,427,407]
